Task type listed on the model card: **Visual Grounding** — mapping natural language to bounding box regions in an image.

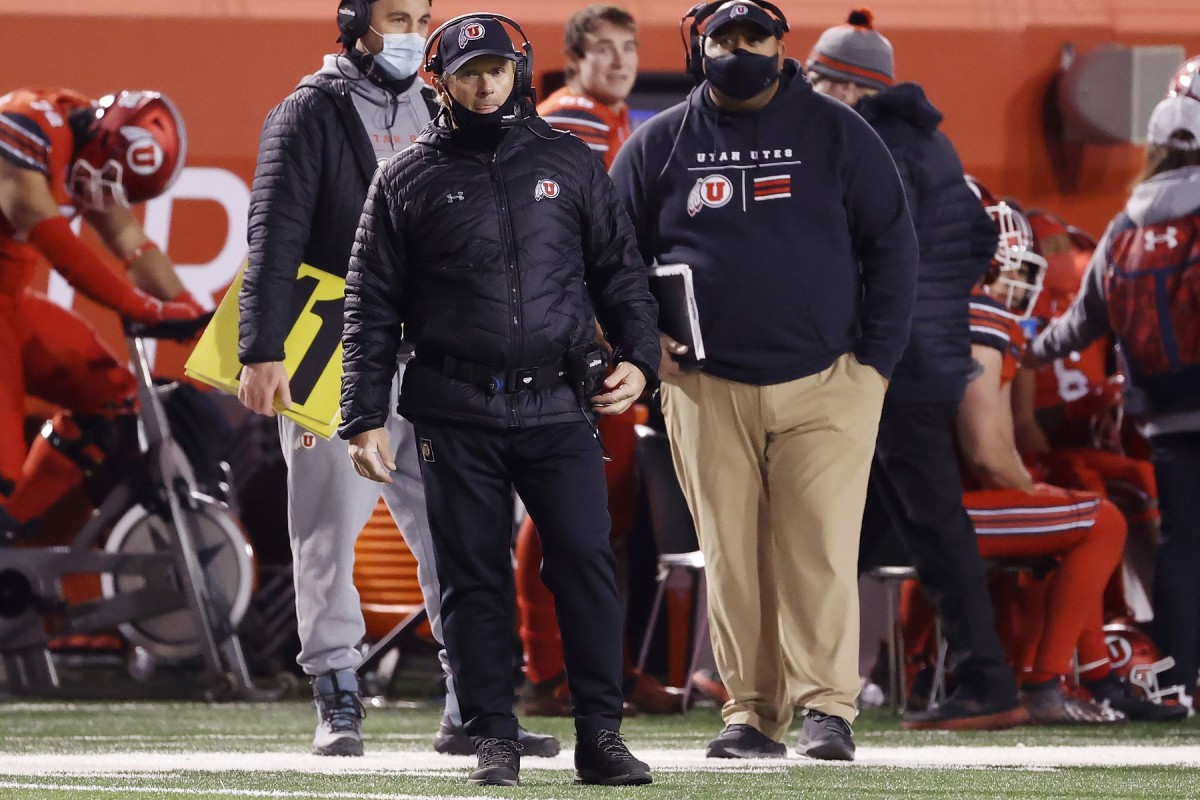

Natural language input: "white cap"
[1147,95,1200,150]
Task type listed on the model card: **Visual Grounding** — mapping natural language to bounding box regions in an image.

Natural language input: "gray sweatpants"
[279,363,459,723]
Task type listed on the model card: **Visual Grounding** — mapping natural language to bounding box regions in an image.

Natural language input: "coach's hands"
[658,333,691,381]
[238,361,292,416]
[591,361,647,416]
[348,428,396,484]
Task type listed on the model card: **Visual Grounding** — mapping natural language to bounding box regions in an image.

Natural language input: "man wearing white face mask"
[237,0,561,760]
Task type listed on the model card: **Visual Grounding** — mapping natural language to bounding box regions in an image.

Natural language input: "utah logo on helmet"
[69,90,186,211]
[1104,623,1192,711]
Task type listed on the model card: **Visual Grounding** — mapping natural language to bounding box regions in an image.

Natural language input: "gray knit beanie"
[806,8,894,91]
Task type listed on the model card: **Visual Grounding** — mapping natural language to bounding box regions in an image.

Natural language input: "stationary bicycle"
[0,315,266,699]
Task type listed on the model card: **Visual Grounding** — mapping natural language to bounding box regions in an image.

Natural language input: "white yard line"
[0,782,481,800]
[2,746,1200,777]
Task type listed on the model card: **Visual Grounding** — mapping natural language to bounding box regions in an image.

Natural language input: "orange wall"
[1,2,1197,375]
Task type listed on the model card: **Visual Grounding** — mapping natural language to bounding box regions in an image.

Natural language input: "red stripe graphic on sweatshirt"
[753,173,791,201]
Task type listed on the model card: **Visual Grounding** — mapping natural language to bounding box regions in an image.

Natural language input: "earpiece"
[336,0,372,47]
[680,0,790,85]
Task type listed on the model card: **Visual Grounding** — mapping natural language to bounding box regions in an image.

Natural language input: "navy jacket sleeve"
[239,93,325,364]
[338,169,406,439]
[608,126,657,269]
[581,156,661,384]
[843,121,919,379]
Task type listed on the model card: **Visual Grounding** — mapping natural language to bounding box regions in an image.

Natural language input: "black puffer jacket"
[238,70,436,363]
[856,83,996,403]
[339,115,660,436]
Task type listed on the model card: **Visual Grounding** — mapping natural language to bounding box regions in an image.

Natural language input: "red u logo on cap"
[459,22,485,47]
[732,4,748,15]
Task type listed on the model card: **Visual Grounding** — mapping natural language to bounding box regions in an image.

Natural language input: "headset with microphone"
[422,13,536,104]
[336,0,372,47]
[680,0,790,85]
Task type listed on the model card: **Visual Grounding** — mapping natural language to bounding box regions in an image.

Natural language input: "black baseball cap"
[436,17,519,75]
[703,2,779,38]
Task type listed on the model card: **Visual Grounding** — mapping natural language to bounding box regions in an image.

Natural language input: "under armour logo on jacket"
[1144,227,1178,251]
[446,191,464,203]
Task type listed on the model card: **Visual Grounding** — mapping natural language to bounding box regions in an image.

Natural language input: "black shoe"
[469,737,521,786]
[901,688,1030,731]
[705,723,786,759]
[1083,674,1190,723]
[795,710,855,761]
[433,717,562,757]
[1021,679,1125,725]
[574,730,652,786]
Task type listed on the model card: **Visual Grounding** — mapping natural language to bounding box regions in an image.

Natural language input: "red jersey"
[537,86,630,170]
[969,289,1025,386]
[1033,335,1111,410]
[0,88,93,295]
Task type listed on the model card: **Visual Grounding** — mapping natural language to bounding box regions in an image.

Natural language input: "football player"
[0,88,202,541]
[902,184,1177,723]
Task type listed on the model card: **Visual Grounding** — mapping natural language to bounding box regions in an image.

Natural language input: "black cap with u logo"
[435,17,520,75]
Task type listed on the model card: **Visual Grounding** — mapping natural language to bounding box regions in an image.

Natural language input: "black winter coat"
[338,115,661,436]
[856,83,997,402]
[238,72,436,363]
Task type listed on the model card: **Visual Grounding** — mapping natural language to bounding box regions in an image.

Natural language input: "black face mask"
[704,49,780,101]
[446,94,516,148]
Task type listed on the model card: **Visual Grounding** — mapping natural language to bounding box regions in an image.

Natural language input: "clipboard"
[648,263,706,365]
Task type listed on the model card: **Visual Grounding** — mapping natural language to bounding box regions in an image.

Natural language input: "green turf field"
[1,702,1198,799]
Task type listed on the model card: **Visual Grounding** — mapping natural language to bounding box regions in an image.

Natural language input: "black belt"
[419,351,568,394]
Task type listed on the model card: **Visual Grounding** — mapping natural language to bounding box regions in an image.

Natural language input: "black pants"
[1150,430,1200,697]
[413,419,624,739]
[865,396,1018,703]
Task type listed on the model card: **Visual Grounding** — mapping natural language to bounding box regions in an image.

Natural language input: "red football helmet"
[1104,623,1191,708]
[964,175,1047,318]
[1167,54,1200,103]
[1027,210,1082,319]
[69,90,186,211]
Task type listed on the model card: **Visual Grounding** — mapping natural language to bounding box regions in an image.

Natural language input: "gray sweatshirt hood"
[315,53,433,164]
[1125,164,1200,225]
[318,53,392,104]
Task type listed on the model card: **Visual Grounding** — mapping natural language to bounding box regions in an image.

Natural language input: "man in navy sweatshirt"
[610,0,918,762]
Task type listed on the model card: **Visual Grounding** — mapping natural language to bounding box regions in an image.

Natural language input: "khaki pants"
[660,354,885,739]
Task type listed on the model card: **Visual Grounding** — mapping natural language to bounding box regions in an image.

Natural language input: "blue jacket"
[610,60,918,385]
[855,83,996,402]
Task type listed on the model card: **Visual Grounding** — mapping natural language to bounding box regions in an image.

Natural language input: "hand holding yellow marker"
[185,263,345,439]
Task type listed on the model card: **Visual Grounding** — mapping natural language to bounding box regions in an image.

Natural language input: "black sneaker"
[796,710,855,761]
[1021,679,1125,725]
[469,738,521,786]
[574,730,652,786]
[705,723,786,759]
[901,687,1030,731]
[310,670,365,756]
[1083,674,1190,722]
[433,716,562,757]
